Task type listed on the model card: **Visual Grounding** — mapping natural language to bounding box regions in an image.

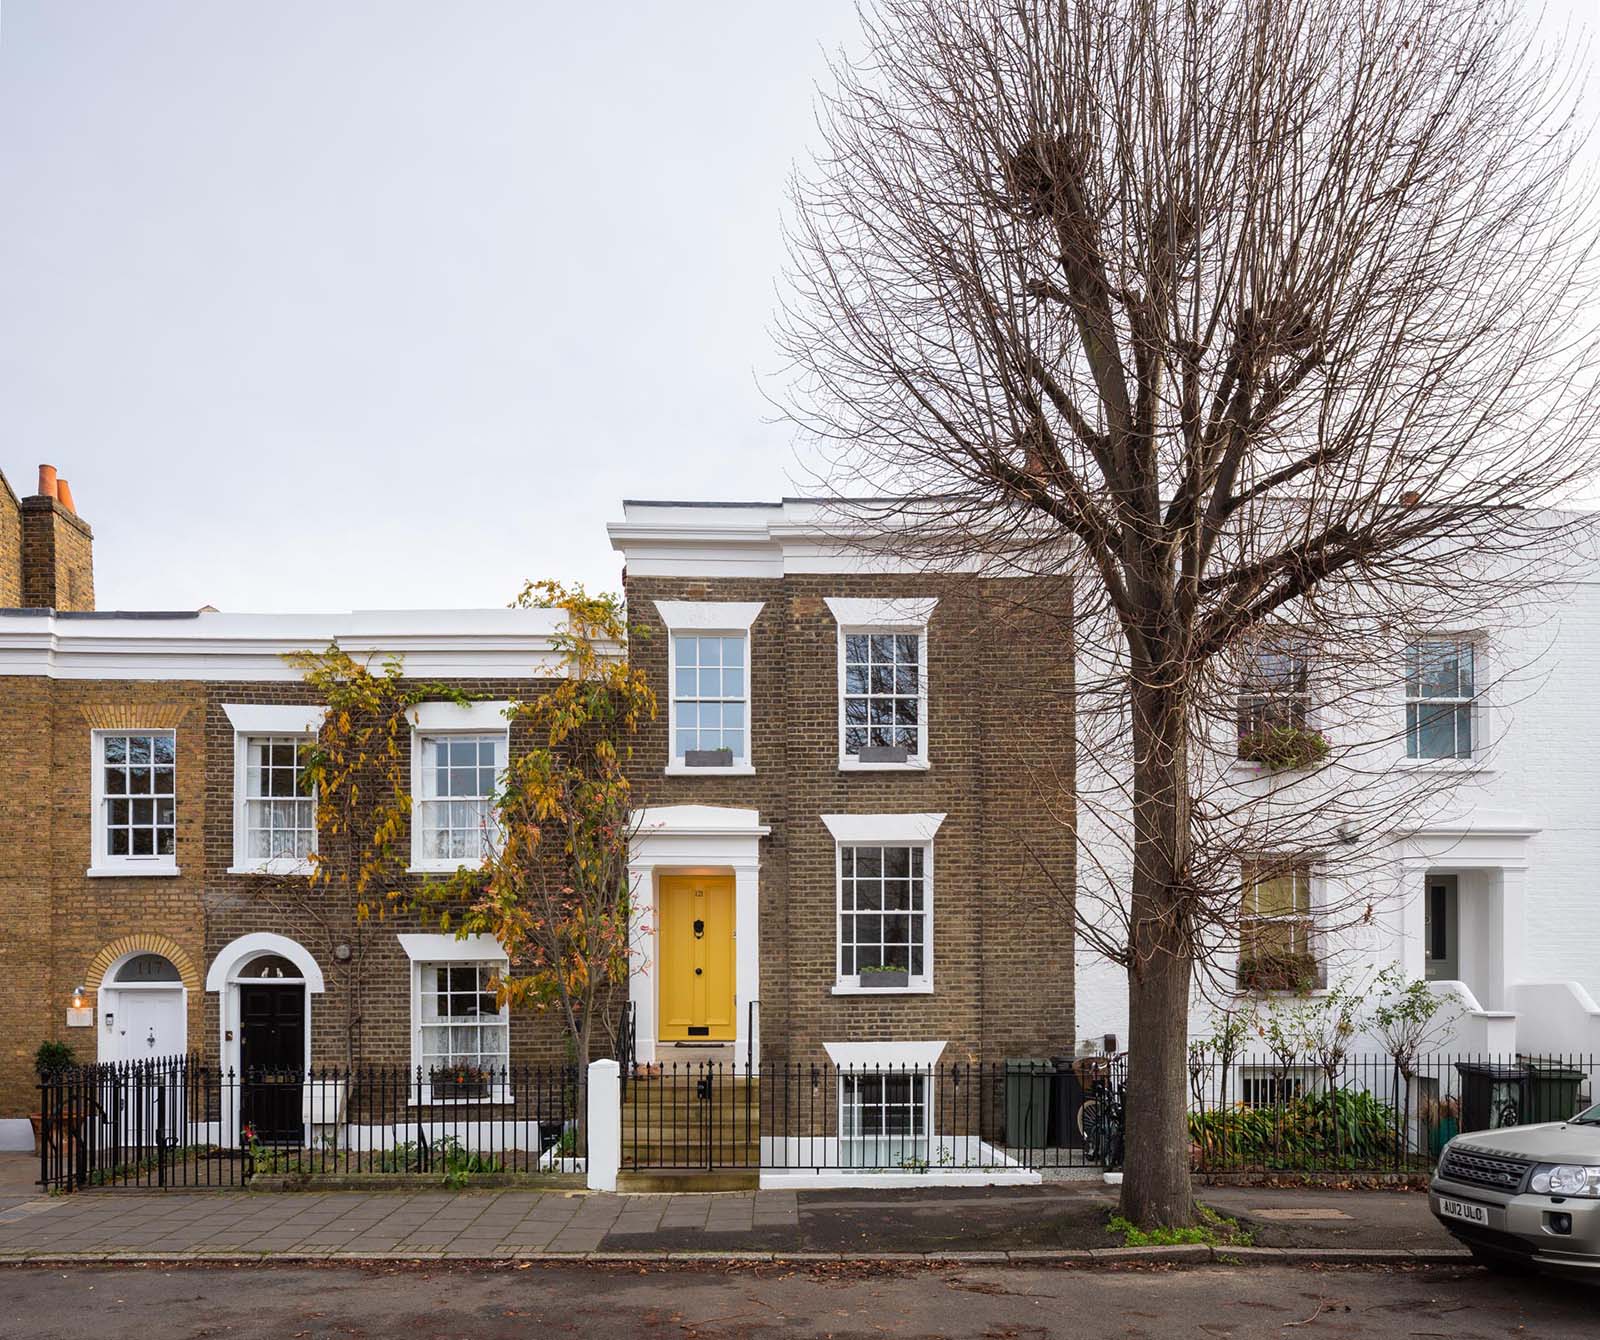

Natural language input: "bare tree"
[775,0,1600,1225]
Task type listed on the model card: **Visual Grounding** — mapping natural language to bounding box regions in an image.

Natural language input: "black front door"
[239,985,305,1144]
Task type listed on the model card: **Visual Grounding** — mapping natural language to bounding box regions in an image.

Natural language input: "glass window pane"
[1415,703,1456,759]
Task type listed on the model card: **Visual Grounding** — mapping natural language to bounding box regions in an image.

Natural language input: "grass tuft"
[1105,1204,1253,1248]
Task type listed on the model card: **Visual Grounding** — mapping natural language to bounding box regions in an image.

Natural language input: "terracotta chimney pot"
[56,478,76,513]
[36,464,58,500]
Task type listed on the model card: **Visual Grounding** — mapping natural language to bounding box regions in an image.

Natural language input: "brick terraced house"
[2,474,1080,1175]
[0,464,578,1152]
[609,499,1075,1082]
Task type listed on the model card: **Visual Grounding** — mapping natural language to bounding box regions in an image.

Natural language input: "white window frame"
[655,600,763,777]
[88,728,180,878]
[826,597,936,772]
[224,704,323,876]
[823,813,943,995]
[1239,1065,1321,1109]
[407,701,510,874]
[1403,637,1480,762]
[824,1041,946,1170]
[400,934,510,1104]
[1239,859,1322,992]
[1236,641,1313,749]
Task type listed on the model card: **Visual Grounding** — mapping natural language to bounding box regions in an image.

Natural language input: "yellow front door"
[658,874,736,1041]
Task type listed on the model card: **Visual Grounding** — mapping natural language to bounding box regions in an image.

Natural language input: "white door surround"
[206,932,324,1143]
[628,805,768,1066]
[1398,818,1536,1016]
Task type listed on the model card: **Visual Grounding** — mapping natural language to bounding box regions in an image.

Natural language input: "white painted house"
[1074,527,1600,1060]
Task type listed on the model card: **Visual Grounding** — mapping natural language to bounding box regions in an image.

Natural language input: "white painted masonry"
[1074,557,1600,1057]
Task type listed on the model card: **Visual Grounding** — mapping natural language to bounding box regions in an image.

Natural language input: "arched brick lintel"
[84,934,202,994]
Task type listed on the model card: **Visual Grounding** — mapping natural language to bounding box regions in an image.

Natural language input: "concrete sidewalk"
[0,1154,1462,1265]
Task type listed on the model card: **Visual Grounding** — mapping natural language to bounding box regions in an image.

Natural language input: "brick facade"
[624,569,1076,1068]
[0,676,209,1111]
[0,472,20,609]
[0,649,571,1118]
[197,677,571,1077]
[0,490,1080,1125]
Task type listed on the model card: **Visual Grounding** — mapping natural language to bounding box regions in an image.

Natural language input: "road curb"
[0,1245,1476,1268]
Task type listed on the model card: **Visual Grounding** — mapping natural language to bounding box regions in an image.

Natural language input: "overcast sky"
[0,0,862,611]
[2,2,1594,612]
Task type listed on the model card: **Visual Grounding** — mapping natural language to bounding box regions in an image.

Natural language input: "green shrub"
[1189,1088,1402,1171]
[34,1041,75,1077]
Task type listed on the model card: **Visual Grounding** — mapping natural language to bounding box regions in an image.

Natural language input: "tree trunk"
[1118,675,1198,1228]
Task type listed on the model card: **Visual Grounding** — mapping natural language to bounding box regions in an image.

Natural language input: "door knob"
[695,968,703,976]
[146,1029,157,1049]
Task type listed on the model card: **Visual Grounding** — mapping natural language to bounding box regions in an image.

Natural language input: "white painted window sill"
[86,865,181,879]
[838,759,931,773]
[664,762,756,777]
[832,982,934,996]
[406,865,481,876]
[227,864,315,878]
[1393,757,1489,773]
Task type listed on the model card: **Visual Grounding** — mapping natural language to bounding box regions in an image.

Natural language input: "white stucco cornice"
[0,608,566,681]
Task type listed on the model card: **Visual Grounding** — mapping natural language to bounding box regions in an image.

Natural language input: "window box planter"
[858,966,911,989]
[857,744,909,765]
[684,748,734,768]
[428,1066,492,1100]
[1237,951,1319,994]
[1237,725,1329,771]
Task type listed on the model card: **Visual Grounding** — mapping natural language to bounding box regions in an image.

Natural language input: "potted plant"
[1238,724,1330,771]
[1237,949,1318,994]
[1422,1093,1461,1156]
[30,1041,76,1151]
[429,1063,492,1099]
[859,963,910,989]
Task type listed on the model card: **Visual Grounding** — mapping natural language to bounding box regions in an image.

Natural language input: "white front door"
[103,988,186,1063]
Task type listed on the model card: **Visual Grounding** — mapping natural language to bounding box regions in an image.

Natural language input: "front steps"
[620,1066,759,1189]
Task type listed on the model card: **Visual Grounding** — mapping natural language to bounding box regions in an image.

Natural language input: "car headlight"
[1529,1164,1600,1197]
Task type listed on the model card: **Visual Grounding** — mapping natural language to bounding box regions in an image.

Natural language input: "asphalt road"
[1,1261,1593,1339]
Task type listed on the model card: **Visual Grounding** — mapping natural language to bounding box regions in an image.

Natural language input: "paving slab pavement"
[0,1170,1464,1263]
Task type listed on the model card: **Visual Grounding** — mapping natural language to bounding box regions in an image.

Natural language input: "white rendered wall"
[1073,573,1600,1056]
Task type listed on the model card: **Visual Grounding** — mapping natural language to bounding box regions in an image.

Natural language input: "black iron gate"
[620,1061,760,1171]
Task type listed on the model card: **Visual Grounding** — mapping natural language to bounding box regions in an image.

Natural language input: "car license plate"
[1439,1197,1489,1226]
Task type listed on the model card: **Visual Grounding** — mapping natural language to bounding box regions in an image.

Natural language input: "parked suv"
[1430,1101,1600,1273]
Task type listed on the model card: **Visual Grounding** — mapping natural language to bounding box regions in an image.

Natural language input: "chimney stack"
[18,462,94,610]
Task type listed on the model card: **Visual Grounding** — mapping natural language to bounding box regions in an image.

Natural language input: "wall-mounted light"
[70,985,87,1010]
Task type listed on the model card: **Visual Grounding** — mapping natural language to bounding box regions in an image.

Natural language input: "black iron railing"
[1184,1049,1598,1175]
[39,1055,586,1192]
[619,1058,1120,1173]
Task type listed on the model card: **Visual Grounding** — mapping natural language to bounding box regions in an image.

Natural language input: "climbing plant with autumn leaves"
[287,581,655,1064]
